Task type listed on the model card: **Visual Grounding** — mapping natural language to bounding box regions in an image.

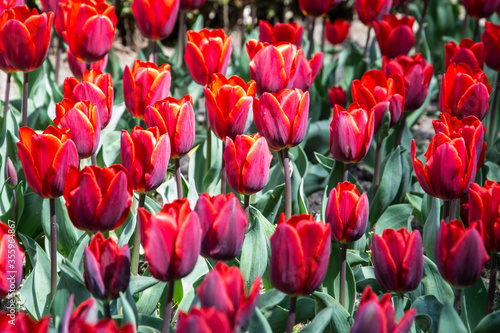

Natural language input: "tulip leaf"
[118,215,136,248]
[485,161,500,182]
[411,295,444,333]
[462,278,488,332]
[438,302,467,333]
[136,281,166,316]
[241,206,268,291]
[98,130,121,166]
[423,197,440,261]
[374,204,414,235]
[68,233,89,270]
[258,289,287,309]
[16,191,45,241]
[120,290,138,328]
[297,179,308,215]
[474,311,500,333]
[353,266,384,294]
[129,276,160,295]
[143,195,162,213]
[248,307,273,333]
[312,291,352,333]
[254,184,284,224]
[265,296,316,333]
[415,314,433,333]
[407,193,423,226]
[300,307,334,332]
[420,257,454,306]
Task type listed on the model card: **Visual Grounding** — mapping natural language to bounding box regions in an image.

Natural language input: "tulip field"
[2,0,500,332]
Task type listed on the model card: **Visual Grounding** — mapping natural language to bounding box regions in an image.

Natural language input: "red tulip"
[17,126,79,198]
[481,22,500,71]
[195,193,247,260]
[67,48,108,81]
[325,18,350,46]
[0,40,16,73]
[197,262,260,330]
[204,74,256,141]
[145,95,195,158]
[0,222,24,299]
[177,307,232,333]
[351,286,416,333]
[373,14,415,58]
[298,0,340,17]
[4,157,17,187]
[180,0,205,11]
[270,213,331,296]
[63,165,133,232]
[351,69,405,132]
[123,60,172,120]
[469,181,500,253]
[0,312,50,333]
[224,133,273,195]
[253,89,309,150]
[440,63,492,120]
[436,219,488,288]
[247,40,323,94]
[0,6,53,72]
[259,20,303,46]
[185,28,232,86]
[40,0,59,13]
[445,39,486,70]
[325,181,369,243]
[54,99,101,159]
[138,199,202,281]
[132,0,179,41]
[121,126,170,193]
[355,0,393,26]
[463,0,500,19]
[328,85,347,108]
[0,0,23,15]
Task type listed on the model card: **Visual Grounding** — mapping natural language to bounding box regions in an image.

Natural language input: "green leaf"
[16,192,44,242]
[265,297,316,333]
[323,246,356,314]
[353,266,384,294]
[374,204,414,234]
[438,302,467,333]
[136,280,166,316]
[314,152,335,173]
[411,295,444,333]
[462,278,488,332]
[311,292,352,333]
[68,233,89,270]
[423,197,440,261]
[144,195,162,213]
[485,161,500,182]
[120,291,138,328]
[474,311,500,333]
[420,257,454,306]
[129,276,160,295]
[254,184,284,224]
[300,307,334,332]
[118,215,136,248]
[297,179,308,214]
[248,307,273,333]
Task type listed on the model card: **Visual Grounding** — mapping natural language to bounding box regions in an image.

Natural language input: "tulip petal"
[1,19,36,71]
[83,247,107,299]
[257,93,290,149]
[174,211,201,279]
[372,234,398,291]
[185,42,209,85]
[94,171,132,231]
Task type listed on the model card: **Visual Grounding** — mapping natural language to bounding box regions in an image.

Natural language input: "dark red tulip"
[469,181,500,253]
[253,88,309,150]
[298,0,340,17]
[0,6,53,72]
[177,307,232,333]
[0,0,23,15]
[121,126,170,193]
[224,133,273,195]
[40,0,59,13]
[185,28,232,86]
[481,22,500,71]
[197,262,260,330]
[355,0,393,26]
[138,199,201,281]
[325,181,369,243]
[17,126,79,198]
[436,219,488,288]
[0,222,24,299]
[0,45,16,73]
[351,286,416,333]
[328,85,347,108]
[204,74,256,141]
[259,20,303,46]
[123,60,172,120]
[63,165,133,232]
[67,48,108,82]
[383,53,433,111]
[180,0,205,11]
[195,193,247,260]
[373,14,415,58]
[325,18,350,46]
[351,70,405,132]
[440,63,492,120]
[463,0,500,19]
[0,312,50,333]
[4,157,17,187]
[270,213,331,296]
[132,0,179,41]
[445,39,486,70]
[145,95,195,158]
[83,232,130,300]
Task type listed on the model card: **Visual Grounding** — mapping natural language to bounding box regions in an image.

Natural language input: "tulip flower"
[328,85,347,108]
[351,70,405,132]
[383,54,433,111]
[351,286,416,333]
[440,63,492,120]
[121,126,170,193]
[298,0,339,17]
[197,262,260,330]
[0,312,50,333]
[224,134,273,195]
[371,228,424,293]
[204,74,256,141]
[177,307,232,333]
[184,28,232,86]
[132,0,180,41]
[372,14,415,58]
[0,6,53,72]
[145,95,195,158]
[123,60,172,120]
[0,48,16,74]
[0,0,23,15]
[63,165,133,232]
[0,222,24,299]
[40,0,59,13]
[270,213,331,296]
[253,89,309,150]
[469,181,500,253]
[247,40,323,94]
[325,181,369,243]
[138,199,201,281]
[180,0,205,11]
[67,48,108,82]
[355,0,393,26]
[445,39,486,70]
[436,219,488,288]
[259,20,303,46]
[4,157,17,188]
[481,22,500,71]
[325,18,350,46]
[463,0,500,19]
[17,126,79,198]
[194,193,248,260]
[83,232,130,300]
[54,99,101,159]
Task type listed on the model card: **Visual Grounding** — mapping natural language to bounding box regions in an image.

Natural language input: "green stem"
[454,288,462,314]
[340,243,347,307]
[395,112,407,149]
[321,17,326,54]
[131,193,146,275]
[396,293,404,321]
[162,280,175,333]
[91,153,97,165]
[342,163,349,182]
[443,200,450,222]
[104,300,111,318]
[174,158,183,199]
[363,27,372,59]
[205,117,212,172]
[3,73,11,120]
[177,10,186,69]
[449,199,457,221]
[415,0,429,53]
[461,14,469,40]
[372,134,382,197]
[282,148,292,220]
[473,18,480,42]
[221,143,226,194]
[86,62,91,71]
[50,198,57,299]
[307,17,315,59]
[22,72,29,127]
[488,72,500,147]
[12,189,16,224]
[286,296,297,333]
[151,40,158,65]
[486,253,497,314]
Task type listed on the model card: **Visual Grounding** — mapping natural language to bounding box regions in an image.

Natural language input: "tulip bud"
[67,48,108,82]
[4,157,17,188]
[298,0,340,17]
[63,165,133,232]
[373,14,415,58]
[463,0,500,19]
[482,22,500,71]
[139,199,201,281]
[328,85,347,108]
[325,18,350,46]
[445,39,486,70]
[270,213,331,296]
[355,0,393,26]
[259,20,303,46]
[0,312,50,333]
[0,222,24,299]
[253,89,309,150]
[435,219,489,288]
[197,262,260,330]
[40,0,58,13]
[325,181,369,243]
[177,307,232,333]
[469,181,500,253]
[132,0,180,41]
